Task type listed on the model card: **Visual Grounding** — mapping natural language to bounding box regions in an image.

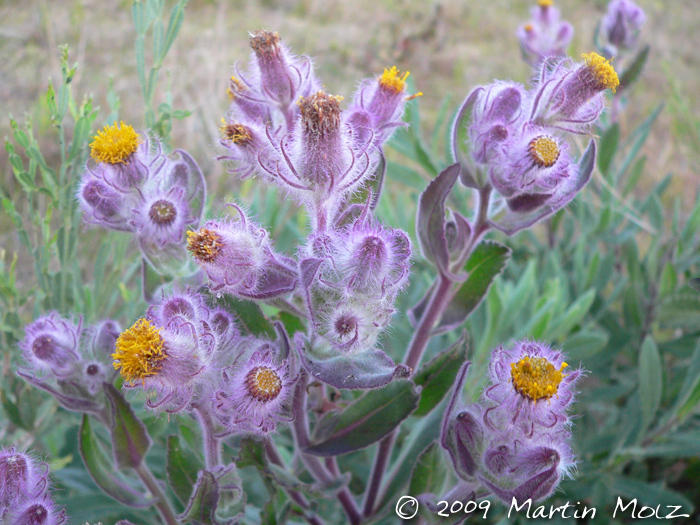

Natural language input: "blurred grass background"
[1,0,698,251]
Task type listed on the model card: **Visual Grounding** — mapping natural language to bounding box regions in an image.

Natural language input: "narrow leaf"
[179,470,221,525]
[638,336,663,431]
[104,383,152,469]
[306,379,420,456]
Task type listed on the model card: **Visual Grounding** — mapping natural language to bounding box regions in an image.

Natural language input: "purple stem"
[135,462,179,525]
[194,404,222,470]
[363,184,493,517]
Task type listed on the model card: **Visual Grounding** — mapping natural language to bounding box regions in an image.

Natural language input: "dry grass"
[1,0,698,234]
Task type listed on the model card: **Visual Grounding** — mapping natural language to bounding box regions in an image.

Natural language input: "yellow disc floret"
[219,119,253,145]
[245,366,282,402]
[510,355,568,401]
[538,0,554,7]
[581,52,620,93]
[112,318,166,384]
[379,66,410,94]
[529,136,561,168]
[90,122,140,164]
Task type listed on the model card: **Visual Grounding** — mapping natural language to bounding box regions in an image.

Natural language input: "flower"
[90,121,140,165]
[346,66,419,146]
[188,205,297,300]
[213,342,296,435]
[131,185,193,249]
[0,449,47,510]
[112,317,205,412]
[482,341,582,432]
[529,52,619,133]
[19,313,81,378]
[517,0,573,67]
[4,493,67,525]
[601,0,646,55]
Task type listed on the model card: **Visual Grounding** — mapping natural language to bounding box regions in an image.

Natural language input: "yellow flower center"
[510,355,568,401]
[379,66,410,94]
[538,0,554,7]
[112,319,166,383]
[187,228,223,262]
[529,136,561,168]
[90,122,140,164]
[245,366,282,402]
[581,52,620,93]
[219,119,253,145]
[524,23,534,33]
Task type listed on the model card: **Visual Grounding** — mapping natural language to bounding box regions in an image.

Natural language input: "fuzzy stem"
[291,371,362,525]
[194,405,222,470]
[135,462,179,525]
[363,184,493,518]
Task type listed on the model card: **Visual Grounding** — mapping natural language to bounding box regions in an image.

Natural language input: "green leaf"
[615,103,663,183]
[658,292,700,329]
[674,339,700,421]
[438,241,511,333]
[179,470,221,525]
[562,329,609,361]
[161,0,187,63]
[413,332,468,416]
[610,475,694,513]
[378,403,444,512]
[306,379,420,456]
[597,123,620,178]
[78,414,153,508]
[409,444,446,496]
[658,261,677,298]
[0,389,27,430]
[104,383,152,469]
[618,44,650,91]
[626,432,700,458]
[208,293,276,338]
[167,435,203,506]
[638,336,663,432]
[546,288,596,341]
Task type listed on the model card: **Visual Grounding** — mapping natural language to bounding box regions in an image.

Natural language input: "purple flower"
[247,30,319,126]
[131,185,193,249]
[529,52,619,134]
[112,317,207,413]
[517,0,574,67]
[213,342,296,435]
[19,313,81,378]
[601,0,646,54]
[4,493,67,525]
[482,341,582,432]
[217,120,269,180]
[0,449,48,510]
[77,178,130,231]
[346,66,418,146]
[187,205,297,300]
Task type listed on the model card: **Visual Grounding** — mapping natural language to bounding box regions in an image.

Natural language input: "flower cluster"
[78,123,206,272]
[599,0,646,58]
[455,52,618,234]
[0,448,66,524]
[442,341,583,503]
[218,30,417,229]
[517,0,573,68]
[17,313,120,414]
[187,204,297,300]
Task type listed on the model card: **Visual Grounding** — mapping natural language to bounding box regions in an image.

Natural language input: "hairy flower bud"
[4,494,67,525]
[0,449,47,510]
[20,313,81,378]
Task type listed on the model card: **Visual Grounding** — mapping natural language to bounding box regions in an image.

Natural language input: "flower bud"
[20,313,81,377]
[5,494,66,525]
[0,449,46,510]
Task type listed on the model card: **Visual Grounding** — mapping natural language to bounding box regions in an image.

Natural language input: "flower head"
[529,52,619,133]
[517,0,573,67]
[213,343,296,435]
[482,341,582,431]
[4,493,67,525]
[20,313,81,378]
[601,0,646,54]
[131,185,193,249]
[90,122,140,165]
[112,318,166,384]
[0,449,47,510]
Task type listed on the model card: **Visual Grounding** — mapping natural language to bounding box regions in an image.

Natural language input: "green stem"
[135,462,179,525]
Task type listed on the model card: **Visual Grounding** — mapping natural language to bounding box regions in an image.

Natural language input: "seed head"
[298,91,343,136]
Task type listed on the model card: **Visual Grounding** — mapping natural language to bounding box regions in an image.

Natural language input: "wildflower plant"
[2,1,700,524]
